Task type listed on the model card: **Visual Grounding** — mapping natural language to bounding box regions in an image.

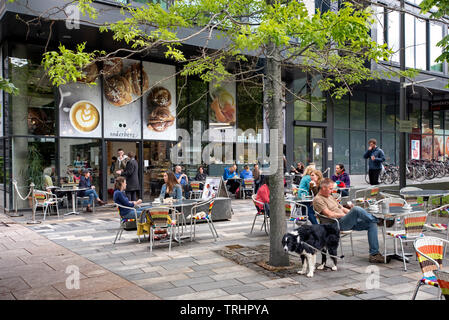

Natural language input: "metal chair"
[242,178,255,199]
[33,190,60,221]
[354,187,380,208]
[147,207,175,254]
[434,270,449,300]
[189,181,204,199]
[412,236,449,300]
[113,203,143,244]
[188,198,218,241]
[250,194,269,235]
[314,208,354,257]
[400,187,424,209]
[285,200,308,230]
[387,211,428,271]
[424,204,449,256]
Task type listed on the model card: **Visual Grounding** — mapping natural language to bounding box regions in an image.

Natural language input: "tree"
[17,0,411,266]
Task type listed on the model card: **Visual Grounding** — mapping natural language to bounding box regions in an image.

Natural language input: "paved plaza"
[0,199,446,300]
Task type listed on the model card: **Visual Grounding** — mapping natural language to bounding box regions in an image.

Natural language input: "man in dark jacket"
[116,152,139,201]
[363,139,385,185]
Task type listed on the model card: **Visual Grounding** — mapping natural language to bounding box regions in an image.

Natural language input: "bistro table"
[369,205,424,264]
[55,187,88,216]
[399,189,449,210]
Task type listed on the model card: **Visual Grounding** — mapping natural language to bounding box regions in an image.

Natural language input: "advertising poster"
[59,75,102,138]
[434,136,444,160]
[142,62,177,141]
[201,176,222,199]
[411,139,420,160]
[103,58,142,139]
[421,135,433,160]
[209,79,236,143]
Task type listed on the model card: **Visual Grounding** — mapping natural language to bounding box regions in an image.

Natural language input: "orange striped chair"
[242,178,255,199]
[434,270,449,300]
[387,211,427,271]
[424,204,449,256]
[147,207,175,254]
[189,181,204,199]
[413,236,449,300]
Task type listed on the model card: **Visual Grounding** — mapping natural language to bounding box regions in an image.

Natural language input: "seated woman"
[78,169,106,212]
[297,165,315,198]
[331,163,350,197]
[159,171,183,201]
[255,176,270,217]
[113,176,142,219]
[194,166,207,189]
[296,168,322,225]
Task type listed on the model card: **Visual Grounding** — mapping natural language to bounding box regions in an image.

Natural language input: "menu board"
[103,59,142,139]
[59,77,102,138]
[142,61,177,141]
[208,79,236,143]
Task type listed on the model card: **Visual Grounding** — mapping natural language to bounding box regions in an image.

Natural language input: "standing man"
[363,138,385,185]
[114,149,129,178]
[116,152,139,201]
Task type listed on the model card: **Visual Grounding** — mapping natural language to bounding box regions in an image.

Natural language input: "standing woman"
[159,171,183,201]
[117,152,139,201]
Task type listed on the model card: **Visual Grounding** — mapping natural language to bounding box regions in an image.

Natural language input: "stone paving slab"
[5,199,449,300]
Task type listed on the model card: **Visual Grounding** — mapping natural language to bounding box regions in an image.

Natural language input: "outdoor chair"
[400,187,424,209]
[434,270,449,300]
[242,178,255,199]
[188,198,217,241]
[77,195,95,213]
[250,194,269,235]
[147,207,176,254]
[314,208,354,257]
[354,187,379,208]
[189,181,204,199]
[413,236,449,300]
[33,189,60,221]
[113,203,143,244]
[424,204,449,256]
[387,211,428,271]
[285,200,308,230]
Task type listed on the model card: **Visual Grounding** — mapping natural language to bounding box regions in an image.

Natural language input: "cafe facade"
[1,0,449,212]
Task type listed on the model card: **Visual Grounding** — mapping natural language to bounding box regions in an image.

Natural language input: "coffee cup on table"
[69,100,100,134]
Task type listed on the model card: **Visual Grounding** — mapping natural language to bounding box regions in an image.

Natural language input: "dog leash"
[297,241,345,260]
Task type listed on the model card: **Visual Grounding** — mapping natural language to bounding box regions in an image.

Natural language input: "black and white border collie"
[282,224,340,277]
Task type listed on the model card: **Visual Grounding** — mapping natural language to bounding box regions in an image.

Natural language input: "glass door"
[311,138,327,172]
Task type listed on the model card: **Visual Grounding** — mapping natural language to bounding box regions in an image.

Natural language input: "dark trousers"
[226,179,241,194]
[126,190,138,202]
[368,169,382,185]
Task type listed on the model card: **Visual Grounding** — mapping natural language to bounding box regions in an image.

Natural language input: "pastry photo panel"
[208,78,236,143]
[142,61,177,141]
[103,58,143,139]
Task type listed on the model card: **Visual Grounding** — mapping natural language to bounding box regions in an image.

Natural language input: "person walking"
[116,152,139,201]
[363,138,385,185]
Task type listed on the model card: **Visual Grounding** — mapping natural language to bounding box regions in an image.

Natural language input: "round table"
[400,189,449,211]
[55,187,88,216]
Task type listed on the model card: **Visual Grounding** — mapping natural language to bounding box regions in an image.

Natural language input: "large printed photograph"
[208,79,236,142]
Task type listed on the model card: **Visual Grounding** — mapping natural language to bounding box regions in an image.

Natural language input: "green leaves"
[0,77,19,95]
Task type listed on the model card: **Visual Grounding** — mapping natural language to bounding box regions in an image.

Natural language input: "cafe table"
[399,189,449,211]
[369,205,424,264]
[55,187,88,216]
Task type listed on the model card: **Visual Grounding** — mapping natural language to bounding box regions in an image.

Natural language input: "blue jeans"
[82,189,99,206]
[338,206,379,255]
[305,203,318,224]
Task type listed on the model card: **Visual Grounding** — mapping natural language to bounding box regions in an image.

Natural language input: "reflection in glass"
[387,10,400,63]
[350,91,365,130]
[382,132,396,164]
[143,141,172,201]
[382,94,396,131]
[334,129,349,169]
[333,96,349,128]
[350,130,366,174]
[366,93,380,130]
[430,22,443,72]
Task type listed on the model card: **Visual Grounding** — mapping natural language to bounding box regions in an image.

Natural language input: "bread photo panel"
[142,61,177,141]
[103,58,143,139]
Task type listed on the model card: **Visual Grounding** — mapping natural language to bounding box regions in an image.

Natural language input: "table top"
[139,199,203,208]
[285,196,313,203]
[55,187,88,192]
[399,190,449,197]
[368,205,424,217]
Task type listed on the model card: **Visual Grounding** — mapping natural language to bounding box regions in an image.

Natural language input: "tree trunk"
[266,43,289,267]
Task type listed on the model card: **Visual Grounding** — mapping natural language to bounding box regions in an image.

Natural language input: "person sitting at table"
[296,165,315,198]
[313,178,389,264]
[159,171,183,201]
[174,165,190,199]
[331,163,350,197]
[296,169,322,225]
[253,164,261,193]
[194,166,207,182]
[43,167,54,190]
[255,176,270,217]
[223,164,240,195]
[113,176,143,219]
[240,164,253,187]
[290,162,304,185]
[78,169,106,212]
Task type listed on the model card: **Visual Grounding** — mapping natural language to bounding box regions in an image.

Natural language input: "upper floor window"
[430,22,443,72]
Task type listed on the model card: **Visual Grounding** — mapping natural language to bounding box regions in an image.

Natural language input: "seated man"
[240,165,253,186]
[223,164,240,194]
[312,178,389,264]
[174,165,190,198]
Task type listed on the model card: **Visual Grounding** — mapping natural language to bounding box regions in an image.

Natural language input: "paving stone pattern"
[2,200,448,300]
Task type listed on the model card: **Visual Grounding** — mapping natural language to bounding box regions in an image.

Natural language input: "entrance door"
[106,141,140,201]
[311,138,327,172]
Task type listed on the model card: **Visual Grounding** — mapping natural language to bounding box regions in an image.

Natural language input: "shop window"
[333,96,349,129]
[237,81,263,132]
[387,10,400,63]
[350,91,365,130]
[382,94,396,131]
[334,129,349,169]
[350,130,366,174]
[382,132,396,164]
[430,22,443,72]
[293,75,326,122]
[366,93,381,130]
[9,44,56,136]
[294,126,309,165]
[422,100,431,134]
[143,141,172,200]
[407,99,421,130]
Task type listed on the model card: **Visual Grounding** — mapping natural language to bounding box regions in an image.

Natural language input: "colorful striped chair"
[424,204,449,256]
[413,236,449,300]
[285,200,308,230]
[189,181,204,199]
[147,207,175,254]
[33,190,60,221]
[434,270,449,300]
[188,198,217,241]
[242,178,255,199]
[251,194,269,235]
[387,211,427,271]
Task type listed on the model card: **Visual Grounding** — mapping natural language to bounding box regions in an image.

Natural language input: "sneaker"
[369,253,390,263]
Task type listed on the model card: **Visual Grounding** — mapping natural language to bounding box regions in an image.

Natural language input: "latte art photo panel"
[59,78,102,138]
[103,58,142,139]
[142,61,177,141]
